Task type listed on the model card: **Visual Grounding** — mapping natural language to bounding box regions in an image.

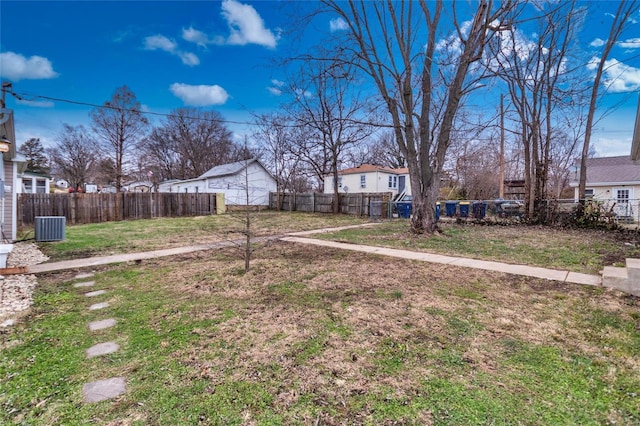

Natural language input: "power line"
[2,87,262,127]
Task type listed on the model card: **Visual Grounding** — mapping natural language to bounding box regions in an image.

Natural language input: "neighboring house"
[164,159,277,206]
[19,170,51,194]
[55,178,69,189]
[0,104,28,242]
[123,181,153,192]
[157,179,181,193]
[323,164,411,198]
[570,155,640,218]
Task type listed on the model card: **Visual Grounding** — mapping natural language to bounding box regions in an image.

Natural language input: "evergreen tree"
[19,137,50,174]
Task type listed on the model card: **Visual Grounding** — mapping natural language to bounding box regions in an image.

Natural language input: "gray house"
[0,102,27,243]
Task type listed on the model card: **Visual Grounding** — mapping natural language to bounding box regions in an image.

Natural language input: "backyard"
[2,212,639,425]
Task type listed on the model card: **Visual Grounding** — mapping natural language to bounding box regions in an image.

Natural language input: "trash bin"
[396,202,412,219]
[445,201,458,217]
[472,201,487,219]
[459,201,471,218]
[435,202,441,221]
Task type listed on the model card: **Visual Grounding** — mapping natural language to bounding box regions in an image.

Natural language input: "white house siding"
[169,161,276,206]
[206,162,276,205]
[324,170,411,196]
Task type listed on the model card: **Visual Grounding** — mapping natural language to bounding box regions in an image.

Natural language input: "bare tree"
[253,113,303,209]
[490,1,581,218]
[287,60,374,212]
[578,0,637,201]
[141,108,236,180]
[90,85,148,192]
[345,130,406,169]
[47,124,98,189]
[320,0,517,232]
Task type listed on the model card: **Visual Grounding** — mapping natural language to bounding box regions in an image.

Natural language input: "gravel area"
[0,242,50,325]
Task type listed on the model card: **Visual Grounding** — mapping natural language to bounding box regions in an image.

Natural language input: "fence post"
[312,192,315,213]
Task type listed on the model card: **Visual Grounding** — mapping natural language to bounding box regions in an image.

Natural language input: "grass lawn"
[315,219,640,274]
[1,242,639,425]
[25,211,371,261]
[3,213,640,424]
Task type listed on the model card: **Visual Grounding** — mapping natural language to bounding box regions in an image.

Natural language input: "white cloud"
[178,52,200,66]
[143,34,199,66]
[143,35,177,52]
[590,38,606,47]
[267,79,285,96]
[170,83,229,106]
[0,51,58,81]
[617,37,640,49]
[220,0,278,48]
[588,56,640,92]
[16,99,54,108]
[182,26,211,48]
[601,58,640,92]
[330,17,348,32]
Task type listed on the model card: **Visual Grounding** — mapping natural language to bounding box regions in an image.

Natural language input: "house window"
[360,174,366,188]
[388,175,397,189]
[614,188,633,218]
[617,188,630,204]
[584,189,594,198]
[36,179,47,194]
[24,180,33,193]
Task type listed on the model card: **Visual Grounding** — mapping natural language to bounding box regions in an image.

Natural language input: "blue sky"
[1,0,639,157]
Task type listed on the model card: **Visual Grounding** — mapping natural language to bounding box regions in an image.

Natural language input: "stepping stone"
[74,281,95,288]
[85,290,106,297]
[86,341,120,358]
[75,272,95,279]
[83,377,126,403]
[89,302,109,311]
[89,318,116,331]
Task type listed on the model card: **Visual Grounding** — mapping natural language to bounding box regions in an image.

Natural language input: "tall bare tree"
[578,0,638,201]
[320,0,517,232]
[253,113,303,210]
[489,1,581,218]
[288,60,374,212]
[141,108,236,180]
[90,85,148,192]
[48,124,98,189]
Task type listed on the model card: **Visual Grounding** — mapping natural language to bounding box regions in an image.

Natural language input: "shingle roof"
[337,164,407,175]
[199,158,257,179]
[581,155,640,184]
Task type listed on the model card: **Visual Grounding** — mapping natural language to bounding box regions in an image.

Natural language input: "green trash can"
[459,201,471,218]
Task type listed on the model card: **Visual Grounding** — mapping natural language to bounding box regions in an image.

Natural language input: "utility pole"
[499,94,505,199]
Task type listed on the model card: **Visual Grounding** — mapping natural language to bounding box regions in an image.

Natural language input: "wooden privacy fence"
[18,193,218,226]
[269,192,393,217]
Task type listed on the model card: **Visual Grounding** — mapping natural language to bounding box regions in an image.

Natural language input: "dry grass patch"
[5,241,639,425]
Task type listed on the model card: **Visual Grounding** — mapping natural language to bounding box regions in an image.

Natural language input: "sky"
[1,0,639,158]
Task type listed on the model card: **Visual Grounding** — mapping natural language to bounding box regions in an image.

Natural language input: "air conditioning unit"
[35,216,66,242]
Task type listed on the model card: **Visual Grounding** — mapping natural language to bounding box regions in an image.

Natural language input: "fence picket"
[18,193,218,226]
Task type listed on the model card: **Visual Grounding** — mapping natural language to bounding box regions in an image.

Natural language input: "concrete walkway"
[25,223,601,286]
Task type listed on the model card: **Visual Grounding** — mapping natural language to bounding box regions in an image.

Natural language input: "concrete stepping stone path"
[73,281,95,288]
[89,318,116,331]
[86,341,120,358]
[83,377,126,403]
[85,290,106,297]
[89,302,109,311]
[75,272,95,279]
